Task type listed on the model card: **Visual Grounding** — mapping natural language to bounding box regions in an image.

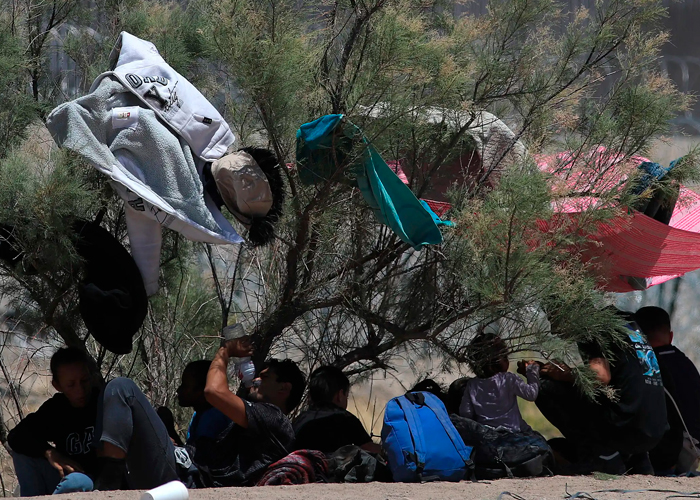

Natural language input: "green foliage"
[0,0,695,422]
[0,23,39,158]
[0,149,100,272]
[191,0,694,391]
[200,0,321,152]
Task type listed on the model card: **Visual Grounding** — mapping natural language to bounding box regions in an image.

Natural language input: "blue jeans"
[12,452,93,496]
[54,473,94,494]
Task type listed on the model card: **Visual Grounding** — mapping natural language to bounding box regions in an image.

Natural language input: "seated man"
[176,360,231,444]
[8,347,98,496]
[294,365,381,454]
[635,306,700,474]
[94,335,305,488]
[535,312,668,475]
[196,341,305,486]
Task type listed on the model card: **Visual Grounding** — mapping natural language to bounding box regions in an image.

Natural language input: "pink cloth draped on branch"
[390,149,700,292]
[537,148,700,292]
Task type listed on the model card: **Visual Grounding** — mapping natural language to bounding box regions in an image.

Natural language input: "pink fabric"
[380,154,700,292]
[583,187,700,292]
[423,200,451,217]
[536,148,700,292]
[536,147,647,196]
[387,160,410,184]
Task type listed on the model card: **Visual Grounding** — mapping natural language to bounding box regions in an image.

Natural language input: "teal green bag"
[296,114,443,249]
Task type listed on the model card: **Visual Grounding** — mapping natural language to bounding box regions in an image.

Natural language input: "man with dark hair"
[249,358,307,413]
[176,360,231,444]
[193,341,306,486]
[8,347,98,496]
[635,306,700,473]
[293,365,381,454]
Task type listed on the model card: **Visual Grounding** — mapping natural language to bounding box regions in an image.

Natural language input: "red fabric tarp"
[584,187,700,292]
[391,153,700,293]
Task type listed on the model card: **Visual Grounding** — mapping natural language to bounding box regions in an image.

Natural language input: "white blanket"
[46,32,242,295]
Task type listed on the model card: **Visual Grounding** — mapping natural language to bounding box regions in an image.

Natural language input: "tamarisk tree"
[200,0,696,385]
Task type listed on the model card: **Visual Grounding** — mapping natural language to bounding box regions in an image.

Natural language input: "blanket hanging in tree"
[537,148,700,292]
[390,150,700,292]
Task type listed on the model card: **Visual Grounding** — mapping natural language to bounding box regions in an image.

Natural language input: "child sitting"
[460,332,540,432]
[176,360,231,444]
[294,365,381,454]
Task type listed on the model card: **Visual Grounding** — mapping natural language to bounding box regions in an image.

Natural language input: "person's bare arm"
[45,449,85,477]
[204,337,253,428]
[538,357,610,385]
[539,361,575,383]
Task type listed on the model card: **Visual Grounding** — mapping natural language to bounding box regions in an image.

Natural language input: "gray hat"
[211,151,273,227]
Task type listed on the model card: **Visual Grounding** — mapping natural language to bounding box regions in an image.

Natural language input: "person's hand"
[223,335,254,359]
[45,449,84,478]
[540,361,574,382]
[516,360,541,375]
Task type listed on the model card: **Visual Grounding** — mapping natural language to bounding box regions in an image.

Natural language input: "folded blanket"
[256,450,328,486]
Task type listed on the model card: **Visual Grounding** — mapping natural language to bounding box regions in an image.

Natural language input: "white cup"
[140,481,188,500]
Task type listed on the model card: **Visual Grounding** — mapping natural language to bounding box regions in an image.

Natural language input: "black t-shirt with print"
[8,389,99,475]
[293,405,372,453]
[578,325,668,441]
[191,400,294,487]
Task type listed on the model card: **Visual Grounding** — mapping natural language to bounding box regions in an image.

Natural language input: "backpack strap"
[398,395,427,475]
[420,392,474,468]
[405,391,426,406]
[664,387,700,452]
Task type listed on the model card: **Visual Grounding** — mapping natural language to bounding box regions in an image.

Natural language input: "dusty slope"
[25,476,700,500]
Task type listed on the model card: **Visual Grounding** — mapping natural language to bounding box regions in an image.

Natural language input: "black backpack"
[450,414,552,479]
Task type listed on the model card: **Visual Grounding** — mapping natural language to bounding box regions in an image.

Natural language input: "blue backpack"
[381,392,473,482]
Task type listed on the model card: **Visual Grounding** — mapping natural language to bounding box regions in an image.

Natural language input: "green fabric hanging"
[296,114,443,249]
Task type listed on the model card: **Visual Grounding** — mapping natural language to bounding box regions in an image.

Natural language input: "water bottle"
[221,323,256,388]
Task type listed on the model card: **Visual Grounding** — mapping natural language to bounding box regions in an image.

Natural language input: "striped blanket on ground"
[256,450,328,486]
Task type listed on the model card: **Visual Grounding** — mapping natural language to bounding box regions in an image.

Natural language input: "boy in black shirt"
[294,365,380,454]
[635,306,700,473]
[535,315,668,475]
[9,347,98,496]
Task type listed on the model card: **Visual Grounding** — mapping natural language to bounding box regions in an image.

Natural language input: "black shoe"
[557,451,627,476]
[94,457,128,491]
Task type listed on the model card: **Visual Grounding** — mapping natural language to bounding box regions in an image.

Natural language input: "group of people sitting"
[7,334,381,495]
[450,305,700,477]
[7,305,700,495]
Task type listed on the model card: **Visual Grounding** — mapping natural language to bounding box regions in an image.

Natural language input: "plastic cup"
[140,481,188,500]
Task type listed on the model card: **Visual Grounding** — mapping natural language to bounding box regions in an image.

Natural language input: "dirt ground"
[22,476,700,500]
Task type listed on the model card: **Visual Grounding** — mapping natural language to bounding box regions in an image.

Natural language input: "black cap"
[74,220,147,354]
